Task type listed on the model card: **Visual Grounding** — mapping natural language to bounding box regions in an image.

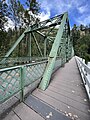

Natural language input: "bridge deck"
[3,57,90,120]
[32,57,90,120]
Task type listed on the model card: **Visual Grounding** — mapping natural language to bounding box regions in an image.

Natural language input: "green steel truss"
[0,12,72,66]
[39,12,73,90]
[0,12,74,103]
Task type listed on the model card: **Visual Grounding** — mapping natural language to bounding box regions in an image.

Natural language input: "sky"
[37,0,90,28]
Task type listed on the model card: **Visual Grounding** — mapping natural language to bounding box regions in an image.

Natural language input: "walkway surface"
[3,57,90,120]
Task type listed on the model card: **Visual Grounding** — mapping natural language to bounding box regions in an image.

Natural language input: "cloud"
[5,0,90,28]
[76,15,90,25]
[38,11,50,21]
[37,0,90,26]
[4,17,15,31]
[36,0,51,21]
[77,5,88,14]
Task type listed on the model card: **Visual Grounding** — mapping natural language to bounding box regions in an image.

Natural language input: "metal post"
[44,38,47,57]
[28,33,31,61]
[20,66,26,102]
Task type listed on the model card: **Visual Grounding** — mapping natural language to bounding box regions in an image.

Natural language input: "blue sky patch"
[37,0,90,28]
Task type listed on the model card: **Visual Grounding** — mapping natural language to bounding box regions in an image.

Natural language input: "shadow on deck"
[2,57,90,120]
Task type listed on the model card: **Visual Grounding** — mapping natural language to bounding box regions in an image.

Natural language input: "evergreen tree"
[8,0,20,30]
[0,0,8,31]
[23,0,40,26]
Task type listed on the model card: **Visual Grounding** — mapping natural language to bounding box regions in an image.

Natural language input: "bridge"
[0,12,90,120]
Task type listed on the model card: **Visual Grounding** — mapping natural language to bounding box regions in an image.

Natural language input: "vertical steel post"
[65,25,69,62]
[44,38,47,57]
[20,66,26,102]
[67,35,71,60]
[66,36,69,62]
[28,33,31,61]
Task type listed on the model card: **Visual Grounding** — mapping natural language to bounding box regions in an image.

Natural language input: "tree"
[75,34,90,63]
[23,0,40,26]
[15,1,25,28]
[80,24,84,31]
[8,0,20,30]
[25,0,40,14]
[71,24,80,53]
[0,0,8,31]
[0,0,40,58]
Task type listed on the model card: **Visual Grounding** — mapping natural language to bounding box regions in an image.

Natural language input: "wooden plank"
[32,57,90,120]
[13,103,45,120]
[50,82,86,94]
[25,95,70,120]
[39,89,89,114]
[0,96,19,115]
[3,111,20,120]
[50,84,87,98]
[48,85,89,105]
[33,89,90,120]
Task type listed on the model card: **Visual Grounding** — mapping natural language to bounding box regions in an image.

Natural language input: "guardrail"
[75,56,90,100]
[0,60,47,104]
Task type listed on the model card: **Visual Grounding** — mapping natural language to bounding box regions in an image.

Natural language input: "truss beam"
[39,12,69,90]
[32,33,43,57]
[24,14,63,34]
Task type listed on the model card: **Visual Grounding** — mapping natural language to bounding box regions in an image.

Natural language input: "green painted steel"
[0,12,66,67]
[20,66,26,101]
[0,57,48,68]
[39,12,72,90]
[0,61,47,103]
[28,33,32,58]
[1,27,31,64]
[32,33,43,57]
[0,66,20,103]
[0,12,74,102]
[44,38,47,57]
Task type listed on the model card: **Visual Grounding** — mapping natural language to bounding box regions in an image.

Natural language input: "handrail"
[0,60,48,103]
[0,60,48,72]
[0,57,48,69]
[75,56,90,100]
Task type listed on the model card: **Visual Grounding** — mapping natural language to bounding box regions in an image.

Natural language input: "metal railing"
[0,56,65,104]
[0,57,48,68]
[0,60,47,103]
[75,56,90,100]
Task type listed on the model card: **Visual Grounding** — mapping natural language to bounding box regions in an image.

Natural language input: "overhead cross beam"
[36,31,53,42]
[24,14,63,34]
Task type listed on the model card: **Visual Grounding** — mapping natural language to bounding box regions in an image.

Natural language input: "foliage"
[71,24,90,63]
[0,0,40,57]
[0,0,8,30]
